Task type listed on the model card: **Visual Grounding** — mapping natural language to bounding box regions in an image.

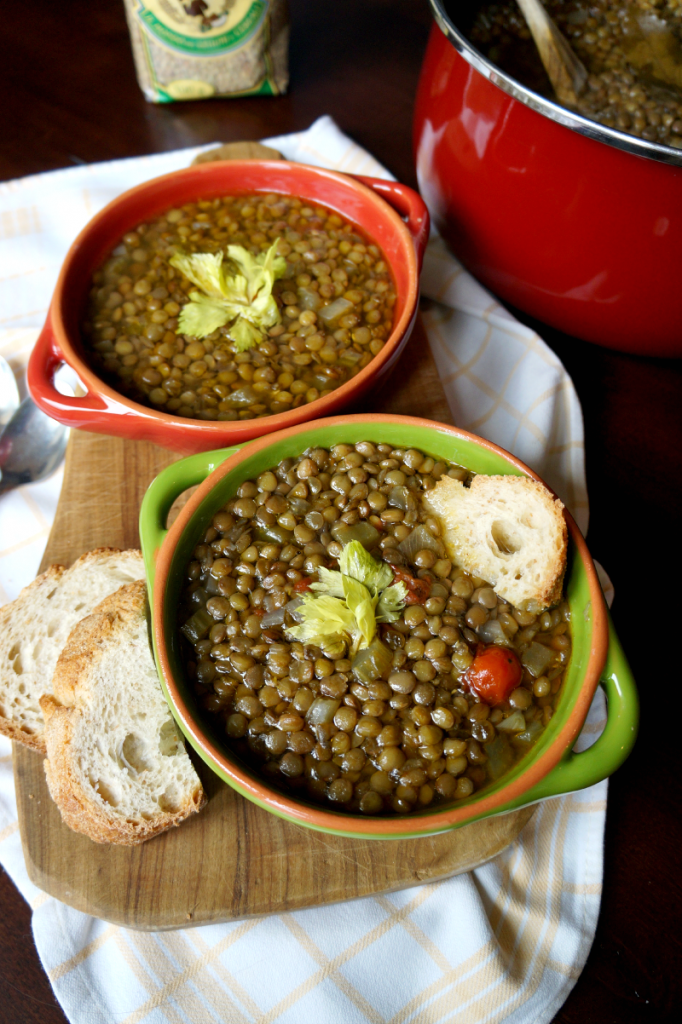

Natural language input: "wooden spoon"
[515,0,588,108]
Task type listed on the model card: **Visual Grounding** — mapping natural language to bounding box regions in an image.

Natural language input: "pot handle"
[139,446,242,593]
[28,315,111,422]
[518,615,638,805]
[353,176,430,270]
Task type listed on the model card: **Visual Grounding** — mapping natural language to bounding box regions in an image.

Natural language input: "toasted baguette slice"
[0,549,145,751]
[423,474,567,611]
[40,580,205,845]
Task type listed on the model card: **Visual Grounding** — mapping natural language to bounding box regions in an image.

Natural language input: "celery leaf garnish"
[285,594,356,646]
[169,238,287,349]
[287,540,406,654]
[339,541,394,595]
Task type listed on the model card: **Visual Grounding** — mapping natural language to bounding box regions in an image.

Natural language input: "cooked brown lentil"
[81,194,396,420]
[178,443,572,815]
[468,0,682,148]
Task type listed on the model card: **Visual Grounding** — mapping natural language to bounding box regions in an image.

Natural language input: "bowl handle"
[519,615,638,804]
[27,314,111,422]
[353,177,430,270]
[139,447,242,591]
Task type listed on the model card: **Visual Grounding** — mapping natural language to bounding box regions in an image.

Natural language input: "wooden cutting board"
[14,318,534,930]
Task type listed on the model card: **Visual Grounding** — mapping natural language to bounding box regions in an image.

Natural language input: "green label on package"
[134,0,267,55]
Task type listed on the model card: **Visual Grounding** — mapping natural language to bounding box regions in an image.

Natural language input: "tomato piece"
[292,576,314,593]
[392,566,432,605]
[464,646,523,706]
[405,579,432,605]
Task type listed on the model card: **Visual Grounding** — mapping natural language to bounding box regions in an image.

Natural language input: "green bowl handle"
[139,446,242,591]
[521,615,638,803]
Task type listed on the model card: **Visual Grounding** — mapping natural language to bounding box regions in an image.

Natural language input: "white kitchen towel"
[0,117,608,1024]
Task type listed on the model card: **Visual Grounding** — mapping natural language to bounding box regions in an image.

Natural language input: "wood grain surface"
[13,317,534,930]
[3,1,682,1020]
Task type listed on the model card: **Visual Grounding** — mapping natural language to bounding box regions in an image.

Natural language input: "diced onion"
[388,486,417,512]
[306,697,341,726]
[318,297,354,325]
[477,619,509,646]
[331,522,380,550]
[225,385,258,407]
[298,287,322,311]
[180,608,213,643]
[484,734,515,780]
[398,523,444,561]
[512,719,544,746]
[521,641,554,678]
[262,597,304,630]
[285,596,303,622]
[255,524,294,546]
[496,711,527,733]
[351,637,393,683]
[339,351,362,368]
[308,372,338,389]
[260,607,287,628]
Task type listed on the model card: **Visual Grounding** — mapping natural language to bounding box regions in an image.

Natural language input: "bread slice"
[0,548,145,751]
[423,474,567,611]
[40,580,205,845]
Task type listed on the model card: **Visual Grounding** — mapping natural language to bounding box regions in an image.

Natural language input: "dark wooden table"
[2,2,680,1021]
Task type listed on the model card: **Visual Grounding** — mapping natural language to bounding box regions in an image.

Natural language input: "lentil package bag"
[123,0,289,103]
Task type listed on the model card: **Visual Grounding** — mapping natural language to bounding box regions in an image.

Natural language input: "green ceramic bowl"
[139,414,638,839]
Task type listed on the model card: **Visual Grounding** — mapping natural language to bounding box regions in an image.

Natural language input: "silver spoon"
[0,395,68,496]
[0,354,20,430]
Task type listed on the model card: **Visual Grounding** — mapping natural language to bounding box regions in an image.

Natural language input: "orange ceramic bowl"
[139,415,638,839]
[28,162,429,455]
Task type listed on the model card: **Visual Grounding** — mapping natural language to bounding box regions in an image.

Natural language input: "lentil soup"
[467,0,682,149]
[178,442,572,816]
[81,194,396,421]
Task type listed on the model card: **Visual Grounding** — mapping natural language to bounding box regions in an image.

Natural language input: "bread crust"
[0,565,66,750]
[41,580,205,845]
[0,548,144,750]
[423,474,568,611]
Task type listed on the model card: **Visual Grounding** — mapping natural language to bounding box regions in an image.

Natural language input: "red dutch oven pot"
[414,0,682,357]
